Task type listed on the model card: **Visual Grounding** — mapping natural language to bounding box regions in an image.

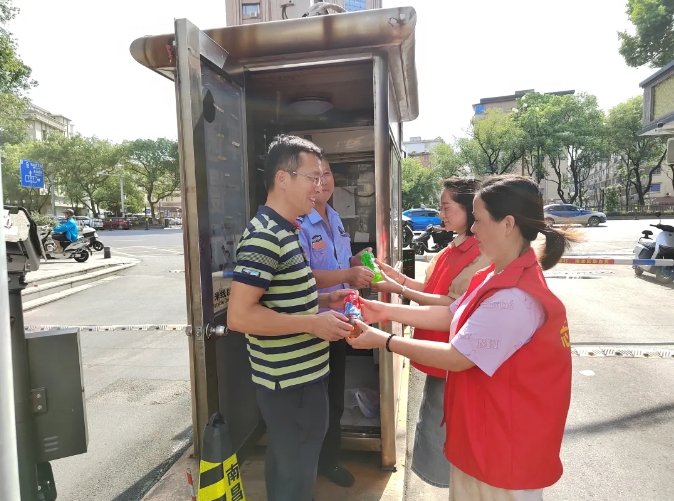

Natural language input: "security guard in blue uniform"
[298,160,374,487]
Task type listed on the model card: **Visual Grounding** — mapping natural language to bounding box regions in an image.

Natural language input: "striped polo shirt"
[233,205,329,390]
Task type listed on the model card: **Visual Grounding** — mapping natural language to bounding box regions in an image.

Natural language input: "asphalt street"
[24,229,191,501]
[21,221,674,500]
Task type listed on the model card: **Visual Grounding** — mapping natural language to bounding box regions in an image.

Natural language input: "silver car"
[544,204,607,227]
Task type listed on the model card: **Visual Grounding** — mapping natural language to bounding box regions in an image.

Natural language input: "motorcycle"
[410,223,455,255]
[81,225,105,252]
[38,225,92,263]
[633,212,674,284]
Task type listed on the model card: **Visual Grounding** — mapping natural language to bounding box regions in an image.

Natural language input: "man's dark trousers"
[256,378,329,501]
[318,338,347,469]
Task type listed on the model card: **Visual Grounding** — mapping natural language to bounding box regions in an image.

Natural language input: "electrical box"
[25,328,88,463]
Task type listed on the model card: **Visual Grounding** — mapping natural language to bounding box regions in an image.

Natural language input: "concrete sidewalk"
[22,253,138,310]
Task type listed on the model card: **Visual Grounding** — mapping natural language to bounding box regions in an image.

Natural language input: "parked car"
[103,217,131,230]
[544,204,607,227]
[402,207,442,231]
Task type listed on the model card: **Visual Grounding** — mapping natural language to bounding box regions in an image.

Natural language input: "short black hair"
[264,135,323,191]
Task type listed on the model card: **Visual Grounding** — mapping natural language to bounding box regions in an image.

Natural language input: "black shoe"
[319,464,355,487]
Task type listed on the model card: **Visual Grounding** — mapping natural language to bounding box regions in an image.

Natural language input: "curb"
[23,276,122,311]
[23,261,138,301]
[22,260,139,311]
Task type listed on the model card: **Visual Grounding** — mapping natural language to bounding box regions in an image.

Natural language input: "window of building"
[652,167,662,175]
[650,183,661,192]
[242,3,260,17]
[345,0,367,12]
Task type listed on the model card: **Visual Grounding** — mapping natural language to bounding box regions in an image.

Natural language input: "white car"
[544,204,607,227]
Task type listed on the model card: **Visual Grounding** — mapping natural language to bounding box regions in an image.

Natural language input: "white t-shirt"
[449,272,545,377]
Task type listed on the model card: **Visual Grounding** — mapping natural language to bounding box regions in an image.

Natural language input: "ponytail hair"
[478,175,583,270]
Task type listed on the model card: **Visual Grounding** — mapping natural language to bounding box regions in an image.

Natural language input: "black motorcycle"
[410,223,454,255]
[81,226,105,252]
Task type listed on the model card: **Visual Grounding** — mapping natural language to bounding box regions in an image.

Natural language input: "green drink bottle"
[361,250,384,283]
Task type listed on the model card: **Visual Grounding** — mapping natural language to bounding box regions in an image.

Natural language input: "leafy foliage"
[457,109,524,176]
[122,138,180,220]
[618,0,674,68]
[606,95,667,204]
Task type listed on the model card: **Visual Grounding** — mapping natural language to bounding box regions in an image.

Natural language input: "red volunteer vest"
[444,249,571,490]
[412,236,482,378]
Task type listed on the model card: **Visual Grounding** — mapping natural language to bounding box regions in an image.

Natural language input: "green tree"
[47,135,123,217]
[513,93,556,183]
[430,143,464,179]
[0,0,34,147]
[458,108,524,176]
[122,138,180,220]
[606,96,667,205]
[0,92,27,145]
[536,93,607,205]
[96,173,144,215]
[401,157,439,210]
[605,186,622,212]
[618,0,674,68]
[0,0,35,95]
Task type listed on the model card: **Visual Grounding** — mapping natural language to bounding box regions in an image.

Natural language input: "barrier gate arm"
[559,257,674,266]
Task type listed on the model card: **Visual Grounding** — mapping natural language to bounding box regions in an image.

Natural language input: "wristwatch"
[398,285,407,298]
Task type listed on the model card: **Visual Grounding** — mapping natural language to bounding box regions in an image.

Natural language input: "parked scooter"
[633,212,674,284]
[81,225,105,252]
[38,225,92,263]
[410,223,455,255]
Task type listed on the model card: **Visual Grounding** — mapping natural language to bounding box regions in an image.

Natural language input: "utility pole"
[50,171,56,216]
[120,175,125,217]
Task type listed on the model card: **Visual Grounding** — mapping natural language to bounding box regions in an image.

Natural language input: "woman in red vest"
[372,177,489,488]
[349,175,579,500]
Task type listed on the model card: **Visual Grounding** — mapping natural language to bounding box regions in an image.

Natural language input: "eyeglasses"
[291,171,323,187]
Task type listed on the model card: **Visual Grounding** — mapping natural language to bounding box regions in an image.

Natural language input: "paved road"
[23,221,674,500]
[404,219,674,501]
[25,229,191,501]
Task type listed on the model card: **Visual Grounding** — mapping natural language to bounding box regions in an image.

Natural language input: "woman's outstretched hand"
[346,319,388,350]
[360,298,390,325]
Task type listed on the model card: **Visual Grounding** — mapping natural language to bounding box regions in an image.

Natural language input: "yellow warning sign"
[198,454,246,501]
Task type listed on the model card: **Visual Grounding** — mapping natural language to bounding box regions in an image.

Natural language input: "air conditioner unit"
[250,12,259,17]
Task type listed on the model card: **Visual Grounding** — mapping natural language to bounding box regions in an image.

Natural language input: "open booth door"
[174,19,260,458]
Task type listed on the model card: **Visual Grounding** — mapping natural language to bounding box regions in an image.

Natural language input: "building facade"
[22,103,74,215]
[402,136,444,168]
[472,89,575,204]
[23,102,74,141]
[226,0,382,26]
[585,157,674,209]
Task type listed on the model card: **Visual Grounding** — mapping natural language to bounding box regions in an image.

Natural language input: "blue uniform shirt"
[53,218,79,242]
[298,205,353,312]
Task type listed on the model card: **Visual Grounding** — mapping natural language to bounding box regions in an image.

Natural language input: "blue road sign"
[20,160,45,189]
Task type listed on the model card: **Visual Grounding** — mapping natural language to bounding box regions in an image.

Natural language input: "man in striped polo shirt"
[228,135,353,501]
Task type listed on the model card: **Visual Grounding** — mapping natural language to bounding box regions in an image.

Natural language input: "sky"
[8,0,658,145]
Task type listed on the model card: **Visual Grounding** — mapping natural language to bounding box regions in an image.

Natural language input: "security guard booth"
[129,6,419,469]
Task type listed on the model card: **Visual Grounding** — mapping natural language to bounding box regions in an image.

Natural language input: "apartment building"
[226,0,382,26]
[23,102,75,141]
[403,136,444,168]
[586,158,674,208]
[472,89,575,204]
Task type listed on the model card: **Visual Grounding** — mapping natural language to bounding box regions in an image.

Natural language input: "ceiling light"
[289,97,333,116]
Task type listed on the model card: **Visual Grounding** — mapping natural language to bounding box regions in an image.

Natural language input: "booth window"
[242,3,260,18]
[345,0,367,12]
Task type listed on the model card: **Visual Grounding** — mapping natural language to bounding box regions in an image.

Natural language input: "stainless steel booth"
[129,6,418,468]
